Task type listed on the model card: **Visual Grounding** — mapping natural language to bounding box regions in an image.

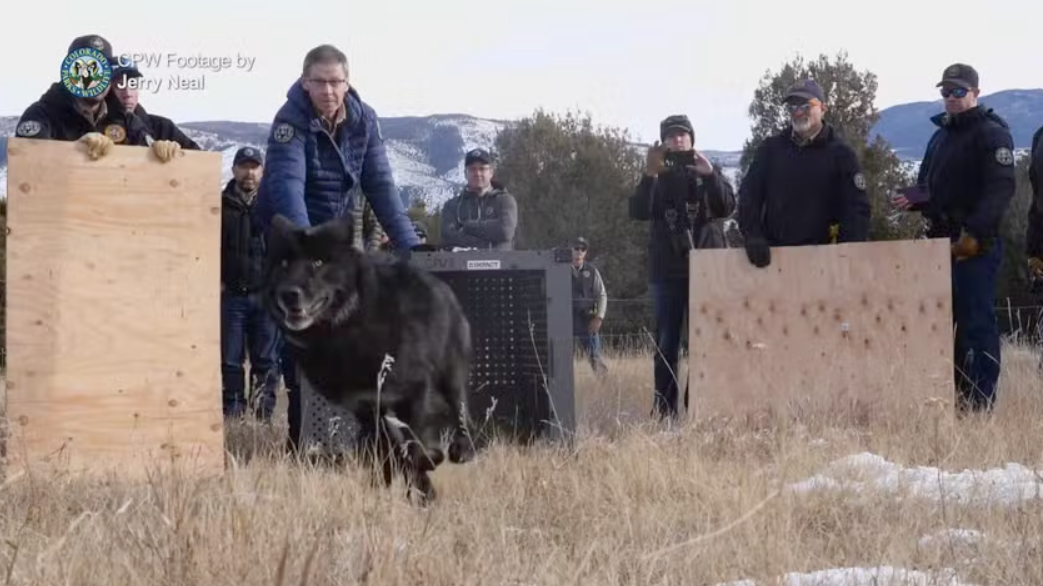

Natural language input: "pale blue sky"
[6,0,1040,150]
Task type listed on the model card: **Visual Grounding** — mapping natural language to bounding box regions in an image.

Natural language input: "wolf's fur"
[263,213,475,503]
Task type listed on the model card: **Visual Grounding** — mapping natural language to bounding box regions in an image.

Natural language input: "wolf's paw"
[447,433,476,464]
[78,132,114,160]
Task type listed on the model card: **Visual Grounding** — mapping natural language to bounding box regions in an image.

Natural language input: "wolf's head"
[263,214,367,332]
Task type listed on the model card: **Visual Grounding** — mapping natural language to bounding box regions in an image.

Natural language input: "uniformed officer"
[15,35,181,163]
[570,237,609,376]
[893,63,1017,413]
[111,59,202,150]
[1024,124,1043,361]
[738,78,871,267]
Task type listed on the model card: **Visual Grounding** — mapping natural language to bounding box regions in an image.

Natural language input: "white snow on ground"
[785,452,1043,506]
[716,566,976,586]
[713,453,1043,585]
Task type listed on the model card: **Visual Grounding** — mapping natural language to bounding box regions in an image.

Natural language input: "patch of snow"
[917,528,987,550]
[716,566,976,586]
[786,452,1043,507]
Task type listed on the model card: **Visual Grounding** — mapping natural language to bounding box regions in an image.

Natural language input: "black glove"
[745,236,771,268]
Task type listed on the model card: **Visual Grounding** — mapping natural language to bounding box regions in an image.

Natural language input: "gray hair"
[302,44,348,78]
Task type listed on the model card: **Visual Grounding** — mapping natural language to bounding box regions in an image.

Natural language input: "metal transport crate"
[298,249,577,457]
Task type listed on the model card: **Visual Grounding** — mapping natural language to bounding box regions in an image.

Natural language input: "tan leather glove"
[951,230,981,261]
[645,142,666,176]
[78,132,114,160]
[1029,257,1043,281]
[151,140,182,163]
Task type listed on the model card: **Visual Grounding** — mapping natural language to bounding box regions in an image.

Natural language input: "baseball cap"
[783,79,825,103]
[936,63,979,89]
[572,236,589,249]
[113,58,143,80]
[233,146,263,166]
[660,114,694,140]
[68,34,113,62]
[465,148,494,166]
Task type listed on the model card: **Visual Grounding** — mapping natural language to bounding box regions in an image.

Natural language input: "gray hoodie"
[439,182,518,250]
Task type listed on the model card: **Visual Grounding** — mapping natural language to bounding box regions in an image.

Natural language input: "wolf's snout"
[278,286,304,309]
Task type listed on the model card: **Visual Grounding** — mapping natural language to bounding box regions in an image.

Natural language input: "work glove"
[645,142,666,176]
[78,132,114,160]
[151,140,182,163]
[1028,257,1043,281]
[951,230,980,261]
[744,235,771,268]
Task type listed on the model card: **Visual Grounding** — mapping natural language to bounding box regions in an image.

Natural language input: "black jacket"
[1026,126,1043,258]
[221,180,267,293]
[738,124,871,246]
[915,105,1017,243]
[131,104,201,150]
[629,165,736,281]
[14,82,150,146]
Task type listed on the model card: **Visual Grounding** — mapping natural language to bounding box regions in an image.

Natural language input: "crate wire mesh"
[297,250,576,455]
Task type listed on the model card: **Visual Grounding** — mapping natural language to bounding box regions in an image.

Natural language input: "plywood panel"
[687,239,954,423]
[4,137,225,480]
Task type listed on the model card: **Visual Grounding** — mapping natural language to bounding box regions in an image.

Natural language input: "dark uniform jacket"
[221,179,266,294]
[738,123,870,248]
[915,106,1017,244]
[440,181,518,250]
[1026,126,1043,258]
[130,104,201,150]
[629,165,735,281]
[571,261,606,333]
[14,82,150,146]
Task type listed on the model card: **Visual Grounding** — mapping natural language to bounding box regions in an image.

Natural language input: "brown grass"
[2,344,1043,585]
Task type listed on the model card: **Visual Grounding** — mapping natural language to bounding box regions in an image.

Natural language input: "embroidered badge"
[853,172,867,190]
[104,124,127,143]
[16,120,41,137]
[273,123,294,143]
[995,147,1014,166]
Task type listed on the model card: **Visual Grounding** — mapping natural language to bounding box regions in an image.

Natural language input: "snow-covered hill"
[0,114,747,207]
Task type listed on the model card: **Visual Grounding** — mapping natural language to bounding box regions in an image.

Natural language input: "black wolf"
[262,213,475,503]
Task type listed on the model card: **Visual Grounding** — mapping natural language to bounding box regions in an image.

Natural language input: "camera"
[663,149,696,169]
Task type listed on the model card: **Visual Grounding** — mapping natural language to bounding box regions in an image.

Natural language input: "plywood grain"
[4,137,225,480]
[687,239,954,423]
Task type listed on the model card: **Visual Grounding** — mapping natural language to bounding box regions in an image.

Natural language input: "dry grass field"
[2,344,1043,585]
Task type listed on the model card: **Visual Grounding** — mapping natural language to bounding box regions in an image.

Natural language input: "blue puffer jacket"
[254,80,418,249]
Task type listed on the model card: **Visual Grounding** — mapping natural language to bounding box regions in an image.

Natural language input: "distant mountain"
[872,88,1043,160]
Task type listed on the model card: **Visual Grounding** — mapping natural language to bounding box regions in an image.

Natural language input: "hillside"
[872,88,1043,159]
[2,87,1040,202]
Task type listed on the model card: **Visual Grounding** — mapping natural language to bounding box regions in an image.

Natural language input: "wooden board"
[4,137,226,480]
[687,239,954,423]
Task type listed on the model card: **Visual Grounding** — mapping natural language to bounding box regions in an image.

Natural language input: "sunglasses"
[785,99,819,115]
[940,86,969,99]
[572,246,587,252]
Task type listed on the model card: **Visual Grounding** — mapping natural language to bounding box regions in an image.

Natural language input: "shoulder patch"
[273,123,295,143]
[104,124,126,144]
[16,120,42,137]
[995,147,1014,166]
[853,172,867,191]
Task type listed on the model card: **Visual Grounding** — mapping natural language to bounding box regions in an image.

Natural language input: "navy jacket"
[1026,126,1043,258]
[915,106,1016,242]
[254,80,418,249]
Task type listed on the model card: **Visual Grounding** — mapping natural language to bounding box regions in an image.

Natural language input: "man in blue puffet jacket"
[254,43,421,453]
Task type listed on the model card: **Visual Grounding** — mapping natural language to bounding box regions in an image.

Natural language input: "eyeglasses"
[940,87,969,99]
[307,78,347,88]
[785,99,819,115]
[572,247,586,252]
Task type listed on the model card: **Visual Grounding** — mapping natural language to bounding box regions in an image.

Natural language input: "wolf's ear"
[266,214,300,263]
[271,214,299,236]
[307,215,355,247]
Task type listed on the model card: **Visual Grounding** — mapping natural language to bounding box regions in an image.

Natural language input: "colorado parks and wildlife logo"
[61,47,112,98]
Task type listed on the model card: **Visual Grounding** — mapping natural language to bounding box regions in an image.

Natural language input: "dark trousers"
[221,291,282,420]
[951,238,1003,412]
[650,277,689,418]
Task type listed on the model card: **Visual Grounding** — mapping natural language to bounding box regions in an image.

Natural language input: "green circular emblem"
[61,48,112,99]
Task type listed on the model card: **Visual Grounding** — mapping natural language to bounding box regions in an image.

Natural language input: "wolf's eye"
[312,260,323,268]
